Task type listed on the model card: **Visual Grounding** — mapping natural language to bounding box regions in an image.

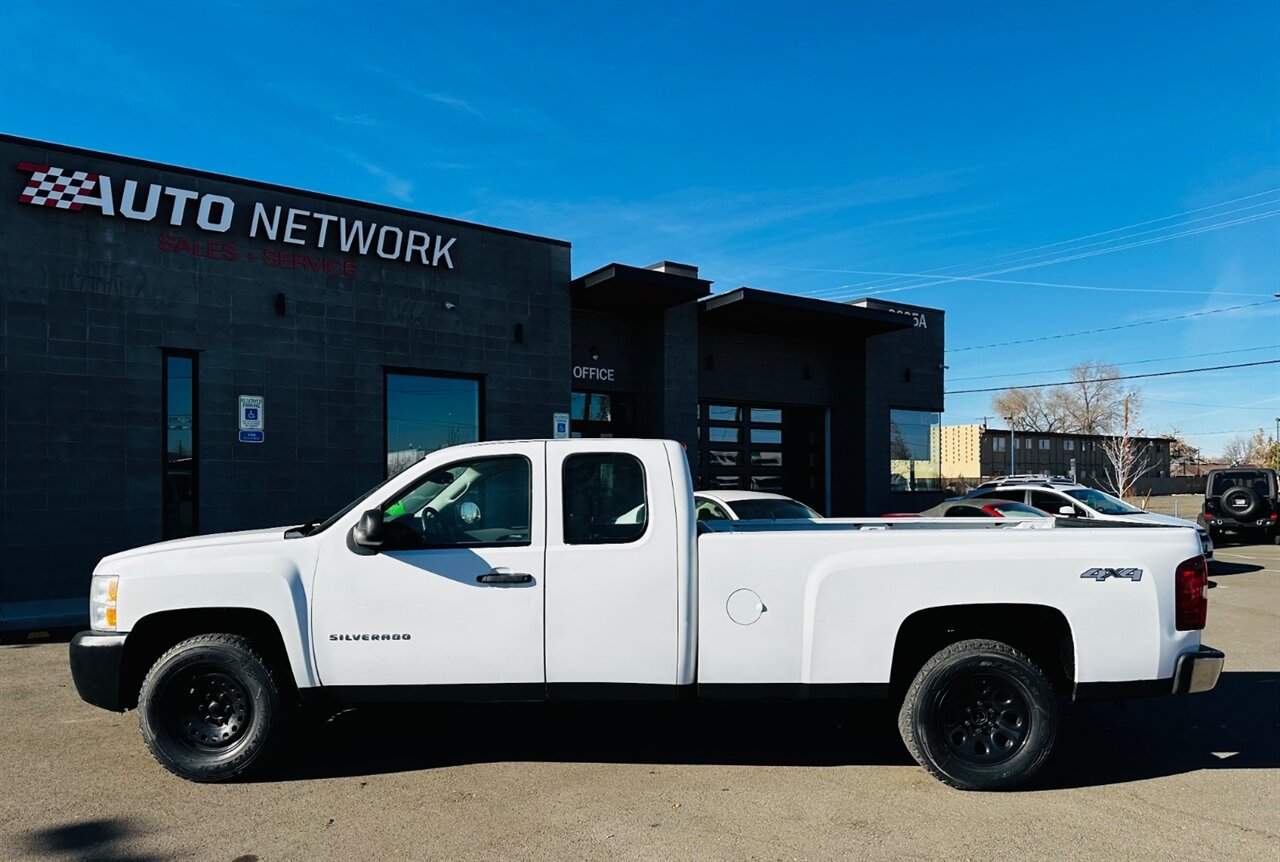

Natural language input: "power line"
[945,359,1280,395]
[948,299,1278,352]
[1147,396,1280,410]
[948,344,1280,382]
[796,188,1280,298]
[1182,427,1275,436]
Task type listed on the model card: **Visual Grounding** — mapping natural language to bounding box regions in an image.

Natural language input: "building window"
[1039,439,1051,450]
[163,350,198,539]
[889,409,941,492]
[385,371,480,477]
[1064,439,1075,451]
[563,453,647,544]
[992,437,1007,452]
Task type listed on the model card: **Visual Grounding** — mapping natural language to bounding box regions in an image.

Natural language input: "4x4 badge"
[1080,567,1143,582]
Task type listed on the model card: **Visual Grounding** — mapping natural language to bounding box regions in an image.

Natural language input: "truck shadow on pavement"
[281,699,914,781]
[1037,671,1280,790]
[276,671,1279,790]
[15,817,164,862]
[1208,559,1266,577]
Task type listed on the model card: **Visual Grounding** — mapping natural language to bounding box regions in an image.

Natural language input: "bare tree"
[991,361,1136,435]
[1165,427,1203,476]
[1100,396,1158,498]
[1070,361,1138,435]
[1222,435,1252,465]
[992,387,1072,432]
[1228,429,1280,469]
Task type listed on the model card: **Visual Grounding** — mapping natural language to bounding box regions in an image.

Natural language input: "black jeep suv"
[1199,468,1279,545]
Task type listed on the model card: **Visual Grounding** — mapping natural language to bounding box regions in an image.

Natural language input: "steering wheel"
[419,507,459,544]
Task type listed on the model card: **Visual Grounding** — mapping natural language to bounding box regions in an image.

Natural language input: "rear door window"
[1030,491,1074,515]
[563,453,648,544]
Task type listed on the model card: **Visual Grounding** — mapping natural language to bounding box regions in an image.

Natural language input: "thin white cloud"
[333,113,382,127]
[358,162,413,203]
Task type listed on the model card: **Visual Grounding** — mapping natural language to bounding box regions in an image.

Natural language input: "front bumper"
[1173,644,1224,695]
[1075,645,1224,700]
[68,630,128,712]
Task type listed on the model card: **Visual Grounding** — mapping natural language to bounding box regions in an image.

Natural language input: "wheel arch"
[890,603,1075,698]
[120,608,299,711]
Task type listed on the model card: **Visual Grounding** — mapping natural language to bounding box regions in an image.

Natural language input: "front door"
[311,442,545,692]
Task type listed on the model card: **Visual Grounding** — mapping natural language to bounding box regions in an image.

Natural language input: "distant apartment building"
[940,424,1173,486]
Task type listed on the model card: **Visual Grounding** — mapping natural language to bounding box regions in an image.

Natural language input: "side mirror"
[353,509,385,549]
[1057,505,1076,517]
[459,501,481,525]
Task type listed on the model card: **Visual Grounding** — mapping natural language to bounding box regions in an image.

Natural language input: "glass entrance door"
[569,391,637,438]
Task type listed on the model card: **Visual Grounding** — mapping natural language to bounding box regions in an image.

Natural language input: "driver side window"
[381,455,532,549]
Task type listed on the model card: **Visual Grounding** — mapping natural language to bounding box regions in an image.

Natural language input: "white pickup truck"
[70,439,1223,790]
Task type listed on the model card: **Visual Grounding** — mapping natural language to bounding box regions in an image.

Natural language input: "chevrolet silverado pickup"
[69,439,1223,790]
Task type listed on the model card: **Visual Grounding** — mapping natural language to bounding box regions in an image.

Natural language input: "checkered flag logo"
[17,161,100,210]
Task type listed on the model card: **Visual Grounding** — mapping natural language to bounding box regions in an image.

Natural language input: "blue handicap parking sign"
[244,407,259,421]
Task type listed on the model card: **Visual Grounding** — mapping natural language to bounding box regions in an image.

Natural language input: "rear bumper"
[1075,645,1224,700]
[1173,645,1224,695]
[68,630,128,712]
[1205,517,1276,534]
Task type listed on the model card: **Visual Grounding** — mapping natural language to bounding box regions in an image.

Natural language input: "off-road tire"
[898,638,1057,791]
[1221,486,1260,520]
[138,633,289,782]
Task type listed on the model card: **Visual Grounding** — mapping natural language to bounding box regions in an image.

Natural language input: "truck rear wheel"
[138,633,289,782]
[898,638,1057,791]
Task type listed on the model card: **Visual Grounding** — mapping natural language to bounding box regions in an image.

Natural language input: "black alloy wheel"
[936,673,1030,764]
[899,638,1057,791]
[138,633,290,782]
[161,667,254,752]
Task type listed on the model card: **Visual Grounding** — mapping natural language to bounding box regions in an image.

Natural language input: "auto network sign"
[15,161,457,274]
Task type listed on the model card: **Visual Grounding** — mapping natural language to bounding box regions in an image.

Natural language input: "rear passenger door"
[544,440,679,694]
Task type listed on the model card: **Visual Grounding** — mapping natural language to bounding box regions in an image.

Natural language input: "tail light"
[1175,555,1208,631]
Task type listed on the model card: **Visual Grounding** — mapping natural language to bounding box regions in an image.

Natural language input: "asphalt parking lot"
[2,543,1276,862]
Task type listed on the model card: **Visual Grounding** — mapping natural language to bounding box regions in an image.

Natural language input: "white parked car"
[70,440,1221,790]
[694,490,821,521]
[963,476,1214,559]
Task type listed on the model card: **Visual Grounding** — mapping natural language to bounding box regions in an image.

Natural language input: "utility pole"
[1007,416,1016,476]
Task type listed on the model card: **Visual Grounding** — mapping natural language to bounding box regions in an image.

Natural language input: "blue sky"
[3,0,1277,456]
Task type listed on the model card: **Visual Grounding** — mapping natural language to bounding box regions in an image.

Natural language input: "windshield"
[1066,488,1143,515]
[729,499,821,520]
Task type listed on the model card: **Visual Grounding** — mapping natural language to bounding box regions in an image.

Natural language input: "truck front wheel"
[898,638,1057,791]
[138,633,290,782]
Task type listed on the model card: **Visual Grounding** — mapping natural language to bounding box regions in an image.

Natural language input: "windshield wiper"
[284,518,324,539]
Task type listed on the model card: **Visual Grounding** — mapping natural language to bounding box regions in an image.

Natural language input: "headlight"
[90,575,119,631]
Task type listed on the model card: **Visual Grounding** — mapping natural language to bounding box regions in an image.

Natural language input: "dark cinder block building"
[0,135,945,629]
